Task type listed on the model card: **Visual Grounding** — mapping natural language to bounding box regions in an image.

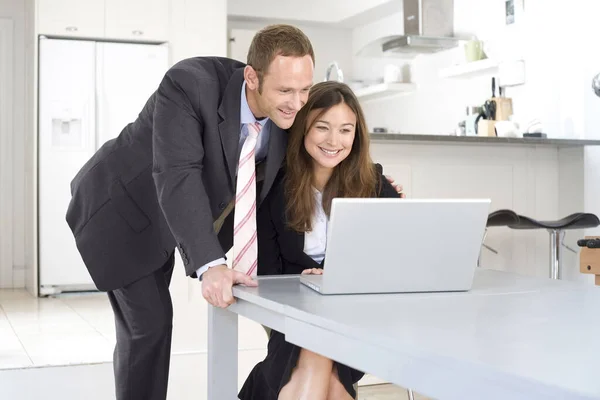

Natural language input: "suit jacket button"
[219,202,226,210]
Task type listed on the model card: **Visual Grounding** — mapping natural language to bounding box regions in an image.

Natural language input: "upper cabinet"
[105,0,169,42]
[37,0,169,42]
[38,0,105,39]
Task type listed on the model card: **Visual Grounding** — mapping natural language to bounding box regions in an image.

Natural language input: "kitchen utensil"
[491,97,513,121]
[456,121,466,136]
[465,106,482,136]
[593,72,600,97]
[523,118,543,133]
[474,110,487,134]
[483,100,497,120]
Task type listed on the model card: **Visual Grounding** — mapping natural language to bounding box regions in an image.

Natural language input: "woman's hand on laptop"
[384,175,405,198]
[301,268,323,275]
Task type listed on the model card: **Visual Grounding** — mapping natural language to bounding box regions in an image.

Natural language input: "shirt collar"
[241,81,269,128]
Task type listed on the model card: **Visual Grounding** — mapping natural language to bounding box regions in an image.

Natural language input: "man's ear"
[244,66,259,91]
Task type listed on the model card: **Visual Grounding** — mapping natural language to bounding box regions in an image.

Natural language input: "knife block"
[579,236,600,285]
[492,97,513,121]
[477,120,496,137]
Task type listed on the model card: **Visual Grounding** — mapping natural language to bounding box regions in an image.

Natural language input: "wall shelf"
[353,82,416,101]
[439,59,499,79]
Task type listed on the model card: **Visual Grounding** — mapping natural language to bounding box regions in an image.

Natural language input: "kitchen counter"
[369,133,593,282]
[369,133,600,147]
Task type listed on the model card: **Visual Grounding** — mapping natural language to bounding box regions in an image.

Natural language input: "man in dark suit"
[65,24,315,400]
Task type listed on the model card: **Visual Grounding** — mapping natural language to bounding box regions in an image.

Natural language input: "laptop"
[300,198,491,295]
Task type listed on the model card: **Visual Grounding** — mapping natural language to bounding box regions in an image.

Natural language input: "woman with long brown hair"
[238,81,400,400]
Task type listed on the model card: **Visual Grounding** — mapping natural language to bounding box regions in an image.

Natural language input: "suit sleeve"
[257,183,284,276]
[152,68,224,276]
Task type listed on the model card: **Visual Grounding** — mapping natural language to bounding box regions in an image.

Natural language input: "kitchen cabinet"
[37,0,168,42]
[105,0,169,42]
[38,0,105,38]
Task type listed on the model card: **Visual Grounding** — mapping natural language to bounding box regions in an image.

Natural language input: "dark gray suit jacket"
[66,57,287,291]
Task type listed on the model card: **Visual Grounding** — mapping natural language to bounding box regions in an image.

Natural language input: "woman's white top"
[302,188,328,264]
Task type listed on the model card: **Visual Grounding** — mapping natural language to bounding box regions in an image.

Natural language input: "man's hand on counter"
[201,265,258,308]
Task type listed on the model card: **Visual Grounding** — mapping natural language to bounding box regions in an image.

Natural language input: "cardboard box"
[579,236,600,285]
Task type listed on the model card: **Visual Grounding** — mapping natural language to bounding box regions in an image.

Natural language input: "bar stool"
[508,212,600,279]
[487,209,520,226]
[479,209,520,265]
[485,209,520,252]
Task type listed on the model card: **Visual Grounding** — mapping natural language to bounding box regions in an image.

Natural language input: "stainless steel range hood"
[358,0,461,57]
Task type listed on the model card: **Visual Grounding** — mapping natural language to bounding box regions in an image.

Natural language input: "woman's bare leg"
[278,348,334,400]
[327,366,355,400]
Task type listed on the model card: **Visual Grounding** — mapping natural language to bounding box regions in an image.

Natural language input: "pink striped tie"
[232,122,261,277]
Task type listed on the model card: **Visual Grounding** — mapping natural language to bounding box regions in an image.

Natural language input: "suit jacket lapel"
[259,123,287,204]
[217,68,245,188]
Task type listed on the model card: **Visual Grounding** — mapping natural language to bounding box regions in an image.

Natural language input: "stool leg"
[478,228,488,267]
[478,229,499,268]
[549,229,564,280]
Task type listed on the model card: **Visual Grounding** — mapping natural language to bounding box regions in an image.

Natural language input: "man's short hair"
[247,24,315,90]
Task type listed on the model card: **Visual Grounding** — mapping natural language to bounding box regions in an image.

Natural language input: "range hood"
[358,0,461,57]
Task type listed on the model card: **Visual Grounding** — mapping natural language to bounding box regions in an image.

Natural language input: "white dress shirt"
[303,189,328,264]
[196,81,270,279]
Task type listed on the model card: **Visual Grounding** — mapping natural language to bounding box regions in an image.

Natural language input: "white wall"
[227,19,353,83]
[0,15,14,289]
[578,1,600,239]
[169,0,227,64]
[25,0,36,295]
[0,0,34,290]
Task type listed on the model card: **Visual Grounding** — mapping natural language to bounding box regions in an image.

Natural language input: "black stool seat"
[506,212,599,280]
[481,211,600,280]
[487,209,520,227]
[509,213,600,230]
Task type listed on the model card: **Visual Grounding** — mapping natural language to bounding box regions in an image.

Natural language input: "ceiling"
[227,0,402,28]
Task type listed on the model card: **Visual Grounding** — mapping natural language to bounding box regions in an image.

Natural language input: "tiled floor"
[0,289,115,368]
[0,267,428,399]
[0,265,270,369]
[359,385,430,400]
